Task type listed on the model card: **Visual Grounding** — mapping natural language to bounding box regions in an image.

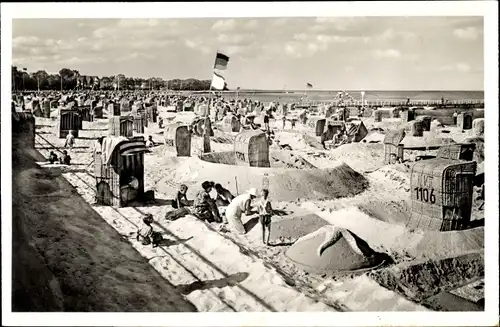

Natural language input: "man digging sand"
[223,188,258,235]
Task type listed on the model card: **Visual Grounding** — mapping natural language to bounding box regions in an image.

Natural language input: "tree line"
[11,66,213,91]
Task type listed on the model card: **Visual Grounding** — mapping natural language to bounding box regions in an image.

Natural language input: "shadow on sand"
[244,217,260,233]
[176,272,250,295]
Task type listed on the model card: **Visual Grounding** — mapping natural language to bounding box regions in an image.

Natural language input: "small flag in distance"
[307,83,313,88]
[214,52,230,70]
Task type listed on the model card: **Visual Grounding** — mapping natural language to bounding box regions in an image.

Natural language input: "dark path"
[11,141,196,312]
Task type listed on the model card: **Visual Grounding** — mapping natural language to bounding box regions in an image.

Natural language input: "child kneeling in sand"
[137,214,163,247]
[258,189,273,245]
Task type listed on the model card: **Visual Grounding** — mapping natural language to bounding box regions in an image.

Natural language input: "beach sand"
[12,106,484,312]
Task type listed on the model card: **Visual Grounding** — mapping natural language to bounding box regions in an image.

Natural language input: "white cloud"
[457,63,471,72]
[372,49,401,59]
[118,19,160,28]
[439,63,472,73]
[184,39,211,54]
[377,28,417,41]
[272,18,289,27]
[212,19,237,32]
[378,29,396,40]
[12,36,42,47]
[116,52,154,63]
[245,20,258,29]
[56,56,108,65]
[284,41,324,58]
[453,27,481,40]
[217,34,252,45]
[92,27,112,39]
[312,17,362,32]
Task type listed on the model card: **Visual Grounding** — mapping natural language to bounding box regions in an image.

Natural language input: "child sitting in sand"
[136,214,163,247]
[145,135,155,148]
[258,189,273,245]
[48,151,58,164]
[172,184,190,209]
[59,150,71,165]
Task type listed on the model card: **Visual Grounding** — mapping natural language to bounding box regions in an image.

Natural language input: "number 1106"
[414,187,436,204]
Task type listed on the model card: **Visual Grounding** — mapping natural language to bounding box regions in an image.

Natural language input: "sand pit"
[156,155,369,202]
[302,143,385,174]
[369,252,484,303]
[286,225,385,274]
[268,214,329,244]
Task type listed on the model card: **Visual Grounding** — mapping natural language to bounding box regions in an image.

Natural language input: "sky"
[11,17,484,90]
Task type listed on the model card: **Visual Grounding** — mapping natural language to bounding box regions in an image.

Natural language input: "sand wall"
[159,156,368,202]
[369,252,484,302]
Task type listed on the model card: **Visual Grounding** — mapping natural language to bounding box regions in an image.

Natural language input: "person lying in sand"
[258,189,273,245]
[225,188,258,235]
[48,151,58,164]
[193,181,223,223]
[214,183,235,207]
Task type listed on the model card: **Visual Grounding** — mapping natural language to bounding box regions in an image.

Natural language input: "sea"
[217,90,484,104]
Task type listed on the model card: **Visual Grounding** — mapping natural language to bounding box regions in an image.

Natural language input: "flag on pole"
[306,83,313,88]
[211,72,226,90]
[214,52,230,70]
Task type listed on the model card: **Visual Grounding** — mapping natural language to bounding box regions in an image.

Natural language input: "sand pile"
[156,157,368,202]
[311,207,484,261]
[302,134,324,150]
[369,252,484,302]
[286,225,385,274]
[274,131,313,151]
[401,131,455,148]
[361,131,386,144]
[270,150,317,169]
[304,143,385,173]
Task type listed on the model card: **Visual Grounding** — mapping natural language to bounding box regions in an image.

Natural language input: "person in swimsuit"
[258,189,273,245]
